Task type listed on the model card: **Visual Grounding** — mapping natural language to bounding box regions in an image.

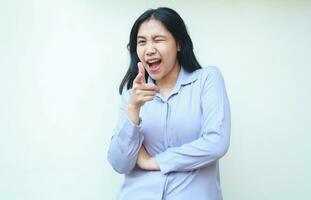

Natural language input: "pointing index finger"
[137,62,146,83]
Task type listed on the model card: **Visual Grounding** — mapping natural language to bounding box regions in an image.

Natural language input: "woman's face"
[136,19,180,83]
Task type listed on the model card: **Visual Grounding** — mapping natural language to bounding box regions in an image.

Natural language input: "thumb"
[137,62,146,83]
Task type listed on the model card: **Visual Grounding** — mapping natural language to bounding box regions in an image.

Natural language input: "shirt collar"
[147,66,198,98]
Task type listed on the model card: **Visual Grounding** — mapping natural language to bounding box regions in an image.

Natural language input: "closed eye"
[137,40,146,45]
[155,39,165,42]
[154,36,165,42]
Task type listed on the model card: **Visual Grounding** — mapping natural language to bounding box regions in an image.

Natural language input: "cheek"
[162,50,177,64]
[136,47,144,59]
[160,44,178,60]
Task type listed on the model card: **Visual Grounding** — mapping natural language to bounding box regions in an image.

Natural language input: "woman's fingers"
[143,95,156,102]
[130,62,160,106]
[134,62,159,91]
[139,83,159,91]
[136,62,145,83]
[134,90,157,97]
[133,72,143,84]
[133,63,145,84]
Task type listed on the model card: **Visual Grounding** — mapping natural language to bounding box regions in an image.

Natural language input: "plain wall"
[1,0,310,199]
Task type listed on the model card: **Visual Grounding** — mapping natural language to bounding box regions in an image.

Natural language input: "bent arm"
[155,67,231,174]
[107,90,144,174]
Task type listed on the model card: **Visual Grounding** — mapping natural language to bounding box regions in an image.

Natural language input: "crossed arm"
[136,145,160,171]
[108,67,230,174]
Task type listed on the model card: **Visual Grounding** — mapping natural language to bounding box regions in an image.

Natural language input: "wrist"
[147,157,160,171]
[126,102,141,113]
[125,103,141,125]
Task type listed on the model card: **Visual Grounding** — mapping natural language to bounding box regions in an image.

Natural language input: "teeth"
[147,59,160,64]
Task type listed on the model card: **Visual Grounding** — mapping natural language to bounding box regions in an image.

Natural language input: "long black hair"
[119,7,201,94]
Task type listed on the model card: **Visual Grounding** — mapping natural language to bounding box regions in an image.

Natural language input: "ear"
[177,43,181,52]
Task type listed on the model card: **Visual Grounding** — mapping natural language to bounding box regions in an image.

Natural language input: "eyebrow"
[137,36,146,40]
[154,35,166,39]
[137,34,166,40]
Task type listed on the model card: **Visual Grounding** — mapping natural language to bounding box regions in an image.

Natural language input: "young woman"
[108,7,231,200]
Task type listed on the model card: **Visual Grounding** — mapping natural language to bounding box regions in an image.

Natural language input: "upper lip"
[146,58,161,64]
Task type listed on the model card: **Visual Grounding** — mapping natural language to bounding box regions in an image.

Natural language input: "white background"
[1,0,310,199]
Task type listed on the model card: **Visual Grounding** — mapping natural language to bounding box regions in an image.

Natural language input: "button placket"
[164,101,169,148]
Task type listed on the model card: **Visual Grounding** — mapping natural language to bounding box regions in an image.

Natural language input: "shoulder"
[195,66,225,86]
[197,66,223,77]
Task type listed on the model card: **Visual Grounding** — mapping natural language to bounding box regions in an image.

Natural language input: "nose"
[145,43,156,56]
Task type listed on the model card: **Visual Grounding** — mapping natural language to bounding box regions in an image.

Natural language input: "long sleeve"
[107,90,144,174]
[155,67,231,174]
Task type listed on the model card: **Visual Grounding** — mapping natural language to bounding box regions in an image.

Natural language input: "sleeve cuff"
[117,112,142,140]
[155,152,172,174]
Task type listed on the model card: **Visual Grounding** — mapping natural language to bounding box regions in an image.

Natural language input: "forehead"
[137,19,170,37]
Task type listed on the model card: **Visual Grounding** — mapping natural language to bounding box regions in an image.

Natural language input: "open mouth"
[147,58,161,73]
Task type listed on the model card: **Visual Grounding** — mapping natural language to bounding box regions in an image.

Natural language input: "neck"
[156,62,181,90]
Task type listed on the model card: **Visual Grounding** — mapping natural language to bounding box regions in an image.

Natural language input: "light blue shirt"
[108,66,231,200]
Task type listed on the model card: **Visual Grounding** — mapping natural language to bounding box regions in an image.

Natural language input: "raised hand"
[125,62,159,124]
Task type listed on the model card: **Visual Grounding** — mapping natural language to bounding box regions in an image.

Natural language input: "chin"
[146,71,157,79]
[148,74,160,81]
